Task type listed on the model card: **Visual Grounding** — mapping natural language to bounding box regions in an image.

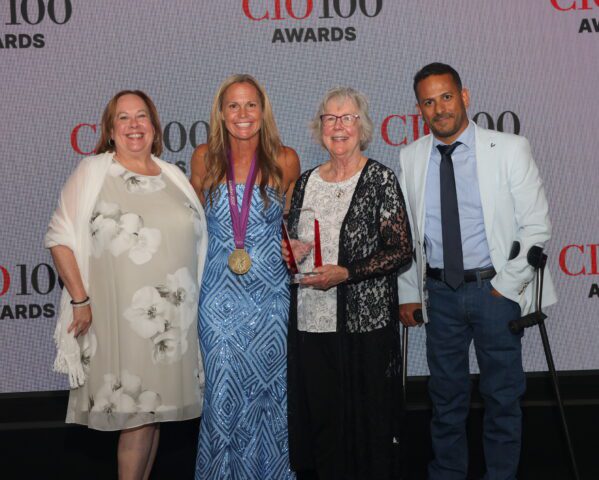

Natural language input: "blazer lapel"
[414,136,432,243]
[475,125,498,236]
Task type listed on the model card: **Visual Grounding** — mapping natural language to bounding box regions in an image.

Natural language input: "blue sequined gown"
[195,185,294,479]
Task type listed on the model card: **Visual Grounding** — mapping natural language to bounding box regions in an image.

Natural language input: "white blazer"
[397,123,557,321]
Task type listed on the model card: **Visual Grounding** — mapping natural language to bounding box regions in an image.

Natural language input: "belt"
[426,265,496,283]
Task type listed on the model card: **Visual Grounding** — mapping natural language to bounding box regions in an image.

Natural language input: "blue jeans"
[425,277,525,480]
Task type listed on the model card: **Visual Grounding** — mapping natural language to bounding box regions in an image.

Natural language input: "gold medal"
[228,248,252,275]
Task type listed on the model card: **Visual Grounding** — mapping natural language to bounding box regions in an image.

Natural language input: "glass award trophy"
[282,208,322,284]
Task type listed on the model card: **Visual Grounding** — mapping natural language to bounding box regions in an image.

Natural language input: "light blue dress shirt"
[424,121,493,270]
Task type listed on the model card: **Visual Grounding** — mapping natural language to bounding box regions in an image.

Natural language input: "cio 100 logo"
[242,0,384,44]
[381,111,520,147]
[1,0,72,49]
[71,121,209,171]
[550,0,599,33]
[243,0,383,20]
[0,263,60,320]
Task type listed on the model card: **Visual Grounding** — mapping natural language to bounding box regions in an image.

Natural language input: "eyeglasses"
[320,114,360,128]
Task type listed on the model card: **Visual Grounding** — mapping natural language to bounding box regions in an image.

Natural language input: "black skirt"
[288,321,403,480]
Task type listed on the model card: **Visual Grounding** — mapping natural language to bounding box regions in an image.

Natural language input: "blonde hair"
[204,74,283,207]
[310,86,373,151]
[95,90,163,157]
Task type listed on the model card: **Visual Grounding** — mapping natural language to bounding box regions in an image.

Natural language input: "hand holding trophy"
[283,208,322,284]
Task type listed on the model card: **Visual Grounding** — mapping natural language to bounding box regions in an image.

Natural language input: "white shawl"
[45,152,208,388]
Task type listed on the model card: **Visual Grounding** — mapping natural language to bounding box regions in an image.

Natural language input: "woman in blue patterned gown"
[191,74,300,479]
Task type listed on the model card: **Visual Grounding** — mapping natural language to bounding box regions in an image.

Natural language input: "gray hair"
[310,86,374,151]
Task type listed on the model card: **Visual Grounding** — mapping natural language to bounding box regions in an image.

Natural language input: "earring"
[108,138,114,147]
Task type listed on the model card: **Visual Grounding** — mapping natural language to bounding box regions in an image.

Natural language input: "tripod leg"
[538,320,580,480]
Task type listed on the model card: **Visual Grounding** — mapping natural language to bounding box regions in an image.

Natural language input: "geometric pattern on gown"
[195,185,294,479]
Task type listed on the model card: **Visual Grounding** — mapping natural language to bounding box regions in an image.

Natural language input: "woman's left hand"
[300,264,349,290]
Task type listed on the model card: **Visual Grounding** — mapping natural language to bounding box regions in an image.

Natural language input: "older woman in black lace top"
[285,87,412,480]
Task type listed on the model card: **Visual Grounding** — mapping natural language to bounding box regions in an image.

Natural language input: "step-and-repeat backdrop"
[1,1,598,392]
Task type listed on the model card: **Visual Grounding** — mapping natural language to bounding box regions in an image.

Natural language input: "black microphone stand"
[509,252,580,480]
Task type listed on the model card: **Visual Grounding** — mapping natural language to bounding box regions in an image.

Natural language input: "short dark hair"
[413,63,462,100]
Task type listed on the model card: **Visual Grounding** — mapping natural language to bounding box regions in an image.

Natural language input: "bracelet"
[70,296,91,307]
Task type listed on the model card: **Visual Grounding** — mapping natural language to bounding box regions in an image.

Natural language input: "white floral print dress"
[66,160,204,431]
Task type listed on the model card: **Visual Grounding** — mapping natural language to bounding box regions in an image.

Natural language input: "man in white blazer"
[398,63,556,480]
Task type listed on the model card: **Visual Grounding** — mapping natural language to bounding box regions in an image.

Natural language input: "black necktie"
[437,142,463,290]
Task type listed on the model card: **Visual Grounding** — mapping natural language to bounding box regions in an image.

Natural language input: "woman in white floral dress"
[45,90,207,480]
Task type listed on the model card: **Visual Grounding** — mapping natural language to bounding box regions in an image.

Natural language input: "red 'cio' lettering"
[0,266,10,296]
[550,0,599,11]
[70,123,97,155]
[559,244,599,276]
[381,114,429,147]
[243,0,313,20]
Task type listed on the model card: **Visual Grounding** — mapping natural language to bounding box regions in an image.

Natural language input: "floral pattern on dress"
[80,330,98,372]
[70,167,203,432]
[124,267,197,364]
[109,161,166,194]
[90,201,161,265]
[89,370,175,416]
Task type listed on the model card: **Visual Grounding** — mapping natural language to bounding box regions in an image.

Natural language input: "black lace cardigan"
[287,159,413,476]
[287,158,413,333]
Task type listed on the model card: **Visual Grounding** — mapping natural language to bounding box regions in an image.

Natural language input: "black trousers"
[295,331,344,480]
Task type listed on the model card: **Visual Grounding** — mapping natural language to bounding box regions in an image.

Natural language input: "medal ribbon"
[226,151,258,250]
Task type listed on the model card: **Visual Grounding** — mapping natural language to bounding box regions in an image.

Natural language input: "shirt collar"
[432,119,475,151]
